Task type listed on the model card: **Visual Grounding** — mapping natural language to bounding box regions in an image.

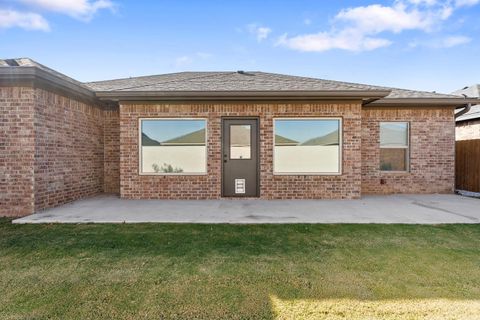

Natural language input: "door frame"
[221,117,260,197]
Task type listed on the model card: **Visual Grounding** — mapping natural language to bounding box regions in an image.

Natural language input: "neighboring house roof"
[1,57,478,106]
[456,105,480,122]
[162,128,206,145]
[301,130,339,146]
[452,84,480,122]
[141,133,161,146]
[275,135,298,146]
[142,129,206,145]
[453,84,480,98]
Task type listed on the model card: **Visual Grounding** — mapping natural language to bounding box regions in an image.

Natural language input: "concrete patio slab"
[12,193,480,224]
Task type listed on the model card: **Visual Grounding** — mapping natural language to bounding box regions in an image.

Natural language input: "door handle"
[224,154,227,163]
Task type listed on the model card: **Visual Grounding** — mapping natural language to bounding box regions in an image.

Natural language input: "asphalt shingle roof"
[0,58,469,100]
[456,104,480,122]
[453,84,480,98]
[0,58,92,91]
[452,84,480,121]
[84,71,460,99]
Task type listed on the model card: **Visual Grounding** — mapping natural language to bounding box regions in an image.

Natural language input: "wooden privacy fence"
[456,139,480,192]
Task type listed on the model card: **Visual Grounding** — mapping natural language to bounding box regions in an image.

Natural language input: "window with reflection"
[230,125,251,159]
[140,119,207,174]
[379,122,409,171]
[274,119,341,174]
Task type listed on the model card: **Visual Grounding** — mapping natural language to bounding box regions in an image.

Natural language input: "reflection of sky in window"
[275,120,339,143]
[380,122,408,146]
[381,122,408,132]
[142,120,205,142]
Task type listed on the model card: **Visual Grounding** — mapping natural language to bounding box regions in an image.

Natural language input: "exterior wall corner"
[361,105,455,195]
[0,87,36,217]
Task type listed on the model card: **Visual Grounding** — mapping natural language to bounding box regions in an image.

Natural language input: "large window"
[380,122,409,172]
[140,119,207,174]
[273,118,341,174]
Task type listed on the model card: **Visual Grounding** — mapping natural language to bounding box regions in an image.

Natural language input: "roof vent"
[5,59,19,66]
[236,70,254,76]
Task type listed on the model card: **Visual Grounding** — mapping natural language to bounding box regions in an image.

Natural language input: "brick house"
[1,58,477,217]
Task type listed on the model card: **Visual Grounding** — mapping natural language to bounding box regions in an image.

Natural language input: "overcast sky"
[1,0,479,93]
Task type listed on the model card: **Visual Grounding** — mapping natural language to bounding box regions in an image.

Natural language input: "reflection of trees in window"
[152,163,184,173]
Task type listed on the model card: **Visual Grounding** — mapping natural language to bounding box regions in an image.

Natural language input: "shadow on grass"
[1,218,480,319]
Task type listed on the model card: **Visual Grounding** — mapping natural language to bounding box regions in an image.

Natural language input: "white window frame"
[273,117,343,175]
[379,121,410,173]
[138,118,208,176]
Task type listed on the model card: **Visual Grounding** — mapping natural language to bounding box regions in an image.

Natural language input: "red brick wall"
[104,109,120,193]
[361,106,455,194]
[0,87,35,216]
[119,101,362,199]
[33,88,105,211]
[1,87,459,217]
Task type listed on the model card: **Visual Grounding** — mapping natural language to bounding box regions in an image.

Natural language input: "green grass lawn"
[1,218,480,319]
